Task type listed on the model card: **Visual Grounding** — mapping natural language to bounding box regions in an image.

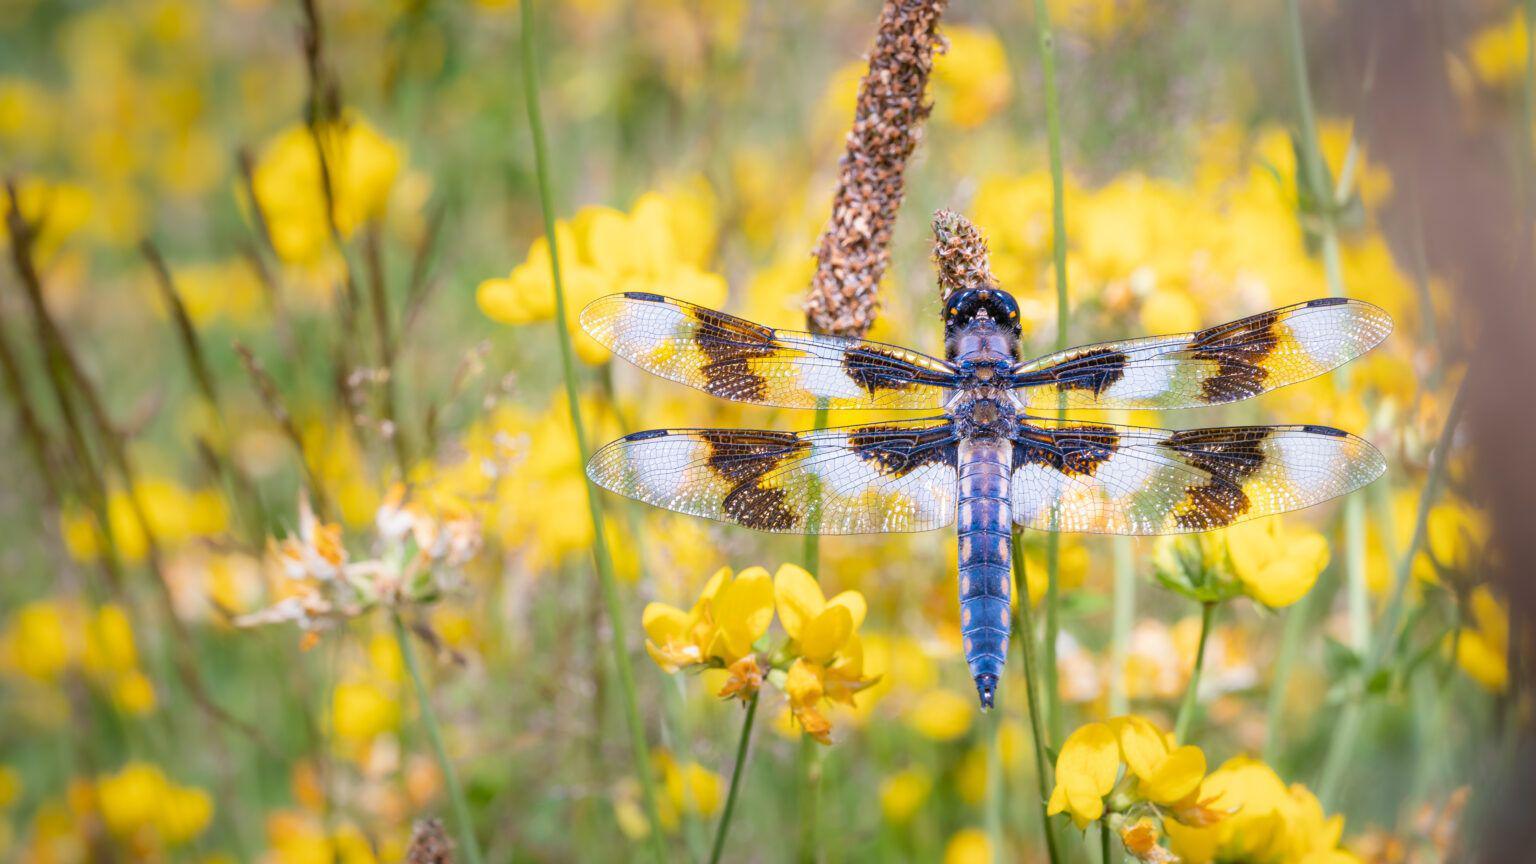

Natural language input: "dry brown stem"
[805,0,948,337]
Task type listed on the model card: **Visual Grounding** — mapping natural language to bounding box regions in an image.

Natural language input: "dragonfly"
[581,288,1390,708]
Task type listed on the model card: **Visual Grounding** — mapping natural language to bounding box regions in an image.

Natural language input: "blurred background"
[0,0,1531,861]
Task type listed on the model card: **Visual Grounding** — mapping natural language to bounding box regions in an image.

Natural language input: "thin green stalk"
[1108,538,1134,716]
[1174,602,1216,744]
[1316,380,1467,806]
[985,707,1004,863]
[1013,532,1062,864]
[1033,0,1071,747]
[1263,591,1311,763]
[709,691,760,864]
[393,613,484,864]
[798,402,829,863]
[1100,820,1112,863]
[519,3,668,860]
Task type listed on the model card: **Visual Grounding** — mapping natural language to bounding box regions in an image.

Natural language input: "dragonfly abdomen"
[956,437,1013,709]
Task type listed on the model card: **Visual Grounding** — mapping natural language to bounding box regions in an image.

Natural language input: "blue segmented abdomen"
[957,437,1013,708]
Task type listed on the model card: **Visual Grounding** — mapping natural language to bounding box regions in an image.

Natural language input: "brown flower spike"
[806,0,949,337]
[932,209,1000,304]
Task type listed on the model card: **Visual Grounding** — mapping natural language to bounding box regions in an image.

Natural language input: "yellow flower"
[653,749,723,822]
[1225,518,1330,608]
[1448,586,1509,693]
[157,784,214,846]
[1108,716,1205,805]
[249,114,403,265]
[0,177,93,264]
[1466,11,1529,87]
[331,680,399,744]
[775,563,865,665]
[1,601,72,681]
[1164,757,1353,864]
[908,689,975,741]
[1046,721,1120,828]
[878,767,932,824]
[1120,817,1177,863]
[0,765,21,808]
[933,26,1012,128]
[784,658,832,744]
[942,827,993,864]
[642,565,773,682]
[478,182,726,364]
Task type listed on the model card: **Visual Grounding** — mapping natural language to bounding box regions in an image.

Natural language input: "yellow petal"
[774,563,825,641]
[826,590,867,631]
[697,566,732,606]
[1064,786,1106,828]
[1243,557,1318,608]
[1110,715,1170,782]
[641,603,689,644]
[712,570,774,661]
[1055,722,1120,800]
[1141,745,1206,805]
[784,658,824,707]
[800,605,853,665]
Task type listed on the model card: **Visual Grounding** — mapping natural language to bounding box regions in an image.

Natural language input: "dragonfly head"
[945,288,1021,339]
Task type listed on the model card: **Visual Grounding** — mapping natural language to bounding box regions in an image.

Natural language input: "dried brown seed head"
[932,209,999,304]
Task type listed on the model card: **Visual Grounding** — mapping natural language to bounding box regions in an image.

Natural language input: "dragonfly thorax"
[954,395,1016,439]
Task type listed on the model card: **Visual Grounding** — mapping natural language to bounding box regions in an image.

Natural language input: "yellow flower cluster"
[478,180,726,363]
[249,114,406,266]
[1153,517,1330,609]
[1464,11,1529,87]
[642,563,878,744]
[0,601,156,715]
[1164,758,1358,864]
[20,762,213,859]
[614,749,725,839]
[59,477,229,564]
[933,26,1013,129]
[1047,715,1212,830]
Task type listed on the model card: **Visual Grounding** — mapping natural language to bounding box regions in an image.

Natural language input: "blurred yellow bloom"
[1466,11,1528,87]
[0,765,20,808]
[0,177,93,264]
[478,182,726,364]
[331,680,399,745]
[250,114,403,265]
[1448,586,1509,693]
[96,762,213,848]
[1225,518,1331,608]
[1139,287,1202,334]
[1,601,71,681]
[653,749,722,822]
[942,827,993,864]
[60,477,230,563]
[264,810,378,864]
[1047,0,1148,40]
[907,688,974,741]
[933,26,1012,128]
[878,767,932,824]
[165,258,266,327]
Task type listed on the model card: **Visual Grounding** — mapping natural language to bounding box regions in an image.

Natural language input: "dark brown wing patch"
[1161,426,1273,529]
[689,306,778,403]
[847,424,959,477]
[1188,310,1281,403]
[1015,346,1129,396]
[1013,423,1122,477]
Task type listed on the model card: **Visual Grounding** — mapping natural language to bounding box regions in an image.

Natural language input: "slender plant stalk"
[518,3,668,861]
[393,613,485,864]
[1032,0,1070,746]
[1316,380,1467,806]
[1173,602,1216,744]
[1013,532,1062,864]
[1263,591,1311,763]
[1108,538,1134,716]
[1100,820,1113,863]
[709,691,760,864]
[985,707,1004,862]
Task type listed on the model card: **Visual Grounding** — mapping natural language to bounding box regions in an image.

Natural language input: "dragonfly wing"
[581,292,961,409]
[587,418,960,534]
[1011,298,1392,410]
[1010,418,1385,535]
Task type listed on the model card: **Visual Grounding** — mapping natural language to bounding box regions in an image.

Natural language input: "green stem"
[1173,602,1216,744]
[1033,0,1070,748]
[1100,819,1112,863]
[393,613,485,864]
[1263,591,1311,763]
[985,707,1004,863]
[1013,532,1062,864]
[797,403,829,863]
[518,4,668,861]
[1315,380,1467,807]
[709,691,760,864]
[1108,538,1134,716]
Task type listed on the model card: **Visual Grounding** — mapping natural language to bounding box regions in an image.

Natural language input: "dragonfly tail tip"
[974,673,998,709]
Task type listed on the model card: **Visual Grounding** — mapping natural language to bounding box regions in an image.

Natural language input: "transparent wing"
[581,292,961,409]
[587,418,960,534]
[1010,417,1385,535]
[1011,298,1392,410]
